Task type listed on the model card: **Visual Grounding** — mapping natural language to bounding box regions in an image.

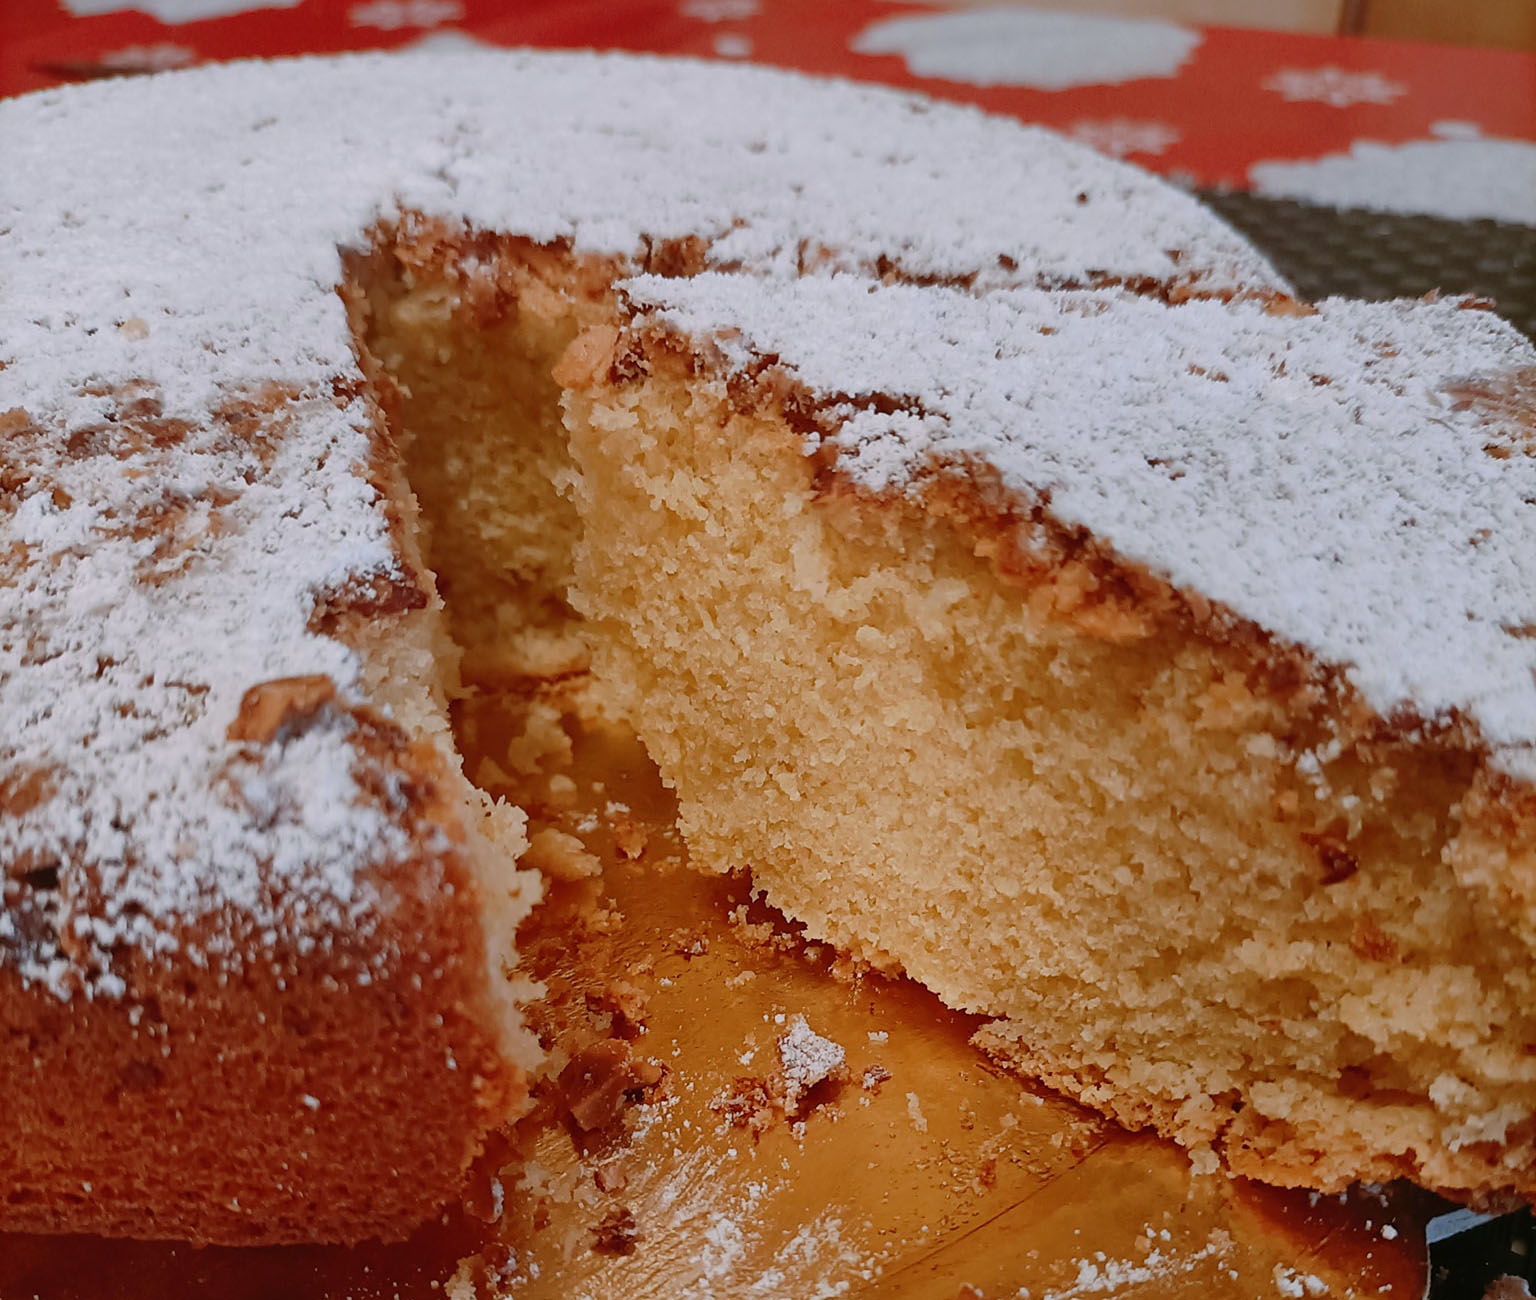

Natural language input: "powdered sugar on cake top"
[626,273,1536,773]
[0,50,1279,432]
[0,385,416,998]
[0,51,1283,997]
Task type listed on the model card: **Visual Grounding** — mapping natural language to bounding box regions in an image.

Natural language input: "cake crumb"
[474,755,515,790]
[778,1015,847,1108]
[505,699,573,775]
[445,1244,522,1300]
[522,828,601,882]
[585,978,650,1038]
[611,816,649,860]
[712,1075,779,1137]
[906,1092,929,1133]
[1273,1264,1330,1297]
[862,1064,892,1093]
[591,1204,640,1256]
[1187,1144,1220,1177]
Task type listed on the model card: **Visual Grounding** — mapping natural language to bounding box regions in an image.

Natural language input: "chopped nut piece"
[553,324,621,389]
[557,1040,664,1132]
[593,1164,628,1194]
[591,1204,639,1256]
[226,674,336,743]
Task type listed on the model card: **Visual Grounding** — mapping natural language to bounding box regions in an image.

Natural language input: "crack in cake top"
[0,50,1285,997]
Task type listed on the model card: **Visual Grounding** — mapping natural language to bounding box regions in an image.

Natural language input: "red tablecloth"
[3,1,1534,214]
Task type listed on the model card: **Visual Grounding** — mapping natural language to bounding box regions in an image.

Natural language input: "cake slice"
[557,275,1536,1202]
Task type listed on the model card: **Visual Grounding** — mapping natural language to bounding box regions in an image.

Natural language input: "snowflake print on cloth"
[1264,66,1406,108]
[712,33,753,58]
[851,10,1200,91]
[98,43,197,72]
[349,0,463,30]
[1251,129,1536,223]
[681,0,761,21]
[1067,118,1181,160]
[60,0,298,21]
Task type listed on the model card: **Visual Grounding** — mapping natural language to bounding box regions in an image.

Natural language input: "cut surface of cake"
[561,275,1536,1201]
[0,50,1293,1245]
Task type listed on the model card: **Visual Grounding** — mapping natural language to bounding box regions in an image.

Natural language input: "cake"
[1,48,1532,1248]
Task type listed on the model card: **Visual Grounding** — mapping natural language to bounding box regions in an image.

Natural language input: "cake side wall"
[0,769,525,1246]
[0,364,538,1243]
[560,346,1536,1202]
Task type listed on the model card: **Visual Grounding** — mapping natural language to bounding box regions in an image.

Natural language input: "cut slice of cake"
[557,275,1536,1203]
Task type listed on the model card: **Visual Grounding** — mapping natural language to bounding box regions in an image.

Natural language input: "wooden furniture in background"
[1354,0,1536,52]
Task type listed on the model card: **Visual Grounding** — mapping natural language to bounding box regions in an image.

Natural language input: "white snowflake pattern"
[851,10,1200,92]
[98,43,197,72]
[1250,134,1536,223]
[1263,65,1406,108]
[682,0,760,21]
[712,33,753,58]
[61,0,298,21]
[348,0,462,31]
[1067,118,1180,160]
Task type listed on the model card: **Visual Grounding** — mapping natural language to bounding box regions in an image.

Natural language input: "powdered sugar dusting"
[776,1014,846,1106]
[1029,1228,1233,1298]
[626,273,1536,773]
[1,53,1280,442]
[0,379,418,997]
[0,50,1282,999]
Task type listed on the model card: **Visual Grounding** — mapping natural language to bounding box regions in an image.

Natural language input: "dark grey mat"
[1199,189,1536,342]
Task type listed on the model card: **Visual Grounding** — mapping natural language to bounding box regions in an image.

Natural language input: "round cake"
[2,49,1534,1247]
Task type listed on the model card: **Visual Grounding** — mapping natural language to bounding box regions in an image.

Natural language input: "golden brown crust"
[0,728,523,1245]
